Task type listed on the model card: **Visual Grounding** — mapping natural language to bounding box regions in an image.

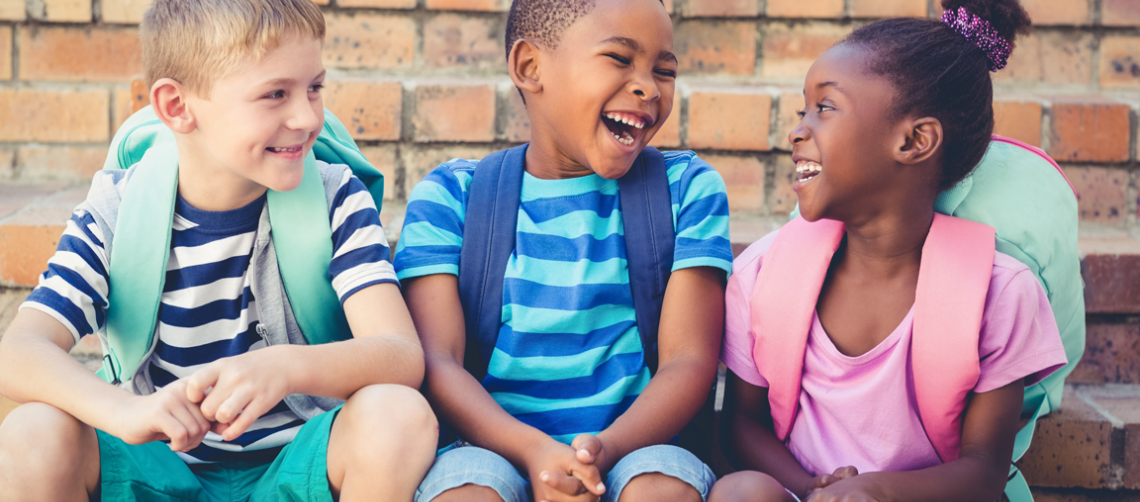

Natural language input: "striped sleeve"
[21,209,111,345]
[328,169,398,302]
[393,160,475,281]
[665,152,733,274]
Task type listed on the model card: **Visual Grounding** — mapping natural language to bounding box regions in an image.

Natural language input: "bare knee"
[340,384,438,447]
[709,471,795,502]
[0,403,99,493]
[431,484,504,502]
[619,472,701,502]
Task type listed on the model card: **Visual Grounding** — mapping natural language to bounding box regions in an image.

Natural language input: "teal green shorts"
[96,405,341,502]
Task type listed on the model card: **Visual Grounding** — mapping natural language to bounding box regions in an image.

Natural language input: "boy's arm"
[807,382,1021,502]
[0,309,210,451]
[185,282,425,440]
[403,274,606,500]
[574,266,724,472]
[721,370,818,498]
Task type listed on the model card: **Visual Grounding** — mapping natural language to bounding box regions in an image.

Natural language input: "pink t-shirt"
[722,231,1068,476]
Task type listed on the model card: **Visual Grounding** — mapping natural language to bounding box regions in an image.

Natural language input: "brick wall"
[0,0,1137,224]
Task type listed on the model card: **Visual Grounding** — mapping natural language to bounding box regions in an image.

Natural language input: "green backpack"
[97,105,384,386]
[792,135,1083,502]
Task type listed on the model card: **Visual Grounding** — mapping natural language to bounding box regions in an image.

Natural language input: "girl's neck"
[839,206,935,277]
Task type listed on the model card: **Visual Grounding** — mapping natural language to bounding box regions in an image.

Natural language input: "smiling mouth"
[267,146,302,153]
[796,160,822,182]
[602,112,648,147]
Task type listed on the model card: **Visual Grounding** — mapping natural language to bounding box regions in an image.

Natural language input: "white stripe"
[38,274,102,333]
[148,356,211,379]
[166,232,256,270]
[331,261,397,299]
[155,310,258,348]
[330,190,375,231]
[172,213,197,231]
[46,250,110,299]
[161,275,249,309]
[331,224,388,260]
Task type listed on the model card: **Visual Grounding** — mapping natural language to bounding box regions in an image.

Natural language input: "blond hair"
[140,0,325,98]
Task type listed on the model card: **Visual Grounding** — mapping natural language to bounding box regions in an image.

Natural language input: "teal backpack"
[97,105,384,386]
[790,135,1083,501]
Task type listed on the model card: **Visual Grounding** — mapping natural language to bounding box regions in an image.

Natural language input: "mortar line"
[1075,386,1125,428]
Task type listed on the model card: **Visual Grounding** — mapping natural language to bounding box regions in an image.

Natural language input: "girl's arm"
[721,370,818,499]
[808,381,1023,502]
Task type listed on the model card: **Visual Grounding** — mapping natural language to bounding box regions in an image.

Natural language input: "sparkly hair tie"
[941,6,1012,72]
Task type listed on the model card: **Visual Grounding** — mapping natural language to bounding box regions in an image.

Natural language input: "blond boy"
[0,1,436,500]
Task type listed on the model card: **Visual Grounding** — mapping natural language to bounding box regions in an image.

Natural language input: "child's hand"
[114,379,211,452]
[571,434,614,477]
[804,472,885,502]
[527,440,606,502]
[806,466,858,495]
[185,347,293,442]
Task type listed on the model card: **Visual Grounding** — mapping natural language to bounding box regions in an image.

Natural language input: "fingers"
[832,466,858,481]
[185,365,219,404]
[217,396,275,441]
[166,402,207,452]
[568,461,605,497]
[809,474,838,491]
[540,469,586,496]
[571,434,603,464]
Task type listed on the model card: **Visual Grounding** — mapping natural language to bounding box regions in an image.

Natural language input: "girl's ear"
[508,39,542,97]
[895,117,943,165]
[151,78,196,134]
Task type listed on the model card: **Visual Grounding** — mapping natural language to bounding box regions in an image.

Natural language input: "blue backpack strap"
[458,145,528,380]
[617,146,674,373]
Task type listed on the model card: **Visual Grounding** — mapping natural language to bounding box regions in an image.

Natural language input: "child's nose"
[628,74,660,101]
[288,98,322,132]
[789,121,810,145]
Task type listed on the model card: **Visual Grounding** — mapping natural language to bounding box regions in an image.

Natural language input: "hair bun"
[941,0,1032,47]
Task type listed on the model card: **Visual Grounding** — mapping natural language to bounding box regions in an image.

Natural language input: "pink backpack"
[749,213,995,462]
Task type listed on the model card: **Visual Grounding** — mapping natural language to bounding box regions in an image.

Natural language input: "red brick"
[113,87,134,135]
[404,145,495,193]
[771,155,797,214]
[1049,100,1131,163]
[102,0,150,24]
[1018,387,1115,489]
[0,88,109,143]
[996,32,1095,86]
[0,26,10,81]
[649,90,681,149]
[358,146,398,201]
[993,100,1043,148]
[1064,166,1127,223]
[688,87,771,151]
[19,26,142,83]
[762,23,851,80]
[339,0,416,8]
[413,82,497,143]
[424,14,504,71]
[1099,37,1140,89]
[311,0,329,4]
[766,0,842,18]
[850,0,927,18]
[17,146,106,182]
[1083,253,1140,314]
[1021,0,1090,26]
[1069,322,1140,384]
[504,86,530,143]
[774,91,803,151]
[1102,0,1140,27]
[674,21,756,76]
[684,0,759,17]
[323,81,403,141]
[324,13,415,70]
[0,0,25,21]
[0,212,69,287]
[129,76,149,113]
[426,0,509,11]
[705,155,764,212]
[35,0,91,22]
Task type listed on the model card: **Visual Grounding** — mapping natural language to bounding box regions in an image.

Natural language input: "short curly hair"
[505,0,596,60]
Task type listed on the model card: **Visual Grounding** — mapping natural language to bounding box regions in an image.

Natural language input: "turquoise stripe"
[681,170,728,208]
[410,179,466,220]
[493,370,650,415]
[521,172,617,200]
[487,333,643,380]
[672,257,733,274]
[503,255,628,286]
[396,263,458,280]
[676,214,729,240]
[517,211,624,241]
[665,156,693,184]
[395,221,461,255]
[501,303,635,331]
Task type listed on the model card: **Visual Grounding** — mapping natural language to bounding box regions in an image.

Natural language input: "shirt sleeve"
[20,209,111,345]
[974,263,1069,394]
[669,153,733,275]
[327,169,399,303]
[720,236,776,388]
[393,162,472,280]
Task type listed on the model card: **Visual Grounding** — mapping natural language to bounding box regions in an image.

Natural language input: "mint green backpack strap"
[99,138,179,384]
[266,152,352,346]
[314,110,384,214]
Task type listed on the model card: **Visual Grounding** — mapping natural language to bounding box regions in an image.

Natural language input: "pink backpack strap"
[912,213,994,462]
[991,134,1076,197]
[750,216,845,440]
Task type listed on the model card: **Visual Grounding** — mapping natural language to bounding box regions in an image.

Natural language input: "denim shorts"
[415,443,716,502]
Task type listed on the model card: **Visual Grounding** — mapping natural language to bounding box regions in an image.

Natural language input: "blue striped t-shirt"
[22,164,397,463]
[395,150,732,443]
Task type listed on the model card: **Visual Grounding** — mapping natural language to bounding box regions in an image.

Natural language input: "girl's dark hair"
[843,0,1032,190]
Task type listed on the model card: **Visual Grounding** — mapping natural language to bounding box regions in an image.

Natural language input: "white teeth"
[795,160,822,174]
[605,112,646,130]
[270,146,300,153]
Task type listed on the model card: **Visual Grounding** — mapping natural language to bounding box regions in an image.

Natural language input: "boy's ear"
[508,39,542,97]
[894,116,942,165]
[150,78,196,134]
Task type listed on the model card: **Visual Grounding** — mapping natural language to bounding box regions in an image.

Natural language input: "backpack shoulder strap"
[913,213,994,462]
[750,216,845,440]
[313,109,385,214]
[458,145,528,380]
[101,137,179,385]
[617,146,674,373]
